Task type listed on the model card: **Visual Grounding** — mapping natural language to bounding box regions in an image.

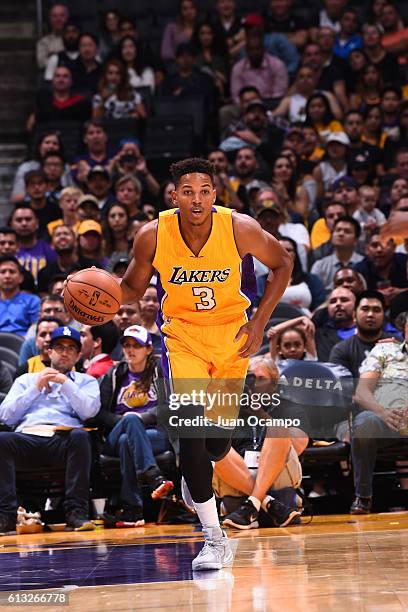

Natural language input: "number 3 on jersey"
[192,286,216,311]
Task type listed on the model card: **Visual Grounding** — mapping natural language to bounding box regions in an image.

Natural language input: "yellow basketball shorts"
[160,315,250,426]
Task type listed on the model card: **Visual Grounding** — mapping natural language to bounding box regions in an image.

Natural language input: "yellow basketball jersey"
[152,206,253,325]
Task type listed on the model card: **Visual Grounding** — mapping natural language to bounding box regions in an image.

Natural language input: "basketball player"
[118,158,293,570]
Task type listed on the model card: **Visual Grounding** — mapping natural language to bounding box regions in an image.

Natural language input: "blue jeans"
[103,414,171,507]
[351,410,403,498]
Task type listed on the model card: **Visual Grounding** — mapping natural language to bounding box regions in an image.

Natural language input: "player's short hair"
[170,158,215,186]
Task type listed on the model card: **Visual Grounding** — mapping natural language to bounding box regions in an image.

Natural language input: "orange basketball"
[64,268,123,326]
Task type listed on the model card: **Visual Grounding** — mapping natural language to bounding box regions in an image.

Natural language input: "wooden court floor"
[1,513,408,611]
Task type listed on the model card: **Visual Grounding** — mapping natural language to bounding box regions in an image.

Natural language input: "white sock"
[261,494,273,512]
[248,496,261,512]
[194,495,221,535]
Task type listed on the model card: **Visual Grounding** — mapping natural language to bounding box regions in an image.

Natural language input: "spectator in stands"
[80,322,119,379]
[266,0,308,49]
[36,3,69,69]
[97,325,174,526]
[72,121,112,186]
[333,7,362,60]
[329,289,396,377]
[333,266,366,294]
[227,147,262,212]
[11,205,56,283]
[0,326,100,533]
[0,227,35,293]
[92,59,146,121]
[191,21,228,101]
[15,317,61,376]
[77,220,108,269]
[271,154,309,220]
[159,43,216,115]
[353,232,408,299]
[242,13,299,77]
[361,105,388,151]
[109,139,160,200]
[311,0,347,34]
[230,33,288,105]
[313,286,356,361]
[310,201,347,254]
[351,63,384,112]
[267,316,317,364]
[345,48,368,99]
[41,152,67,203]
[380,86,402,141]
[99,9,121,61]
[274,237,325,311]
[119,36,155,92]
[254,191,310,270]
[362,23,400,86]
[0,255,40,336]
[37,225,97,294]
[48,274,66,296]
[47,186,82,237]
[211,0,243,60]
[23,170,61,238]
[161,0,198,66]
[11,131,71,204]
[353,185,386,242]
[379,2,408,61]
[311,216,364,292]
[76,195,101,223]
[272,65,342,124]
[157,179,176,211]
[332,175,360,215]
[221,99,285,161]
[86,166,114,215]
[351,312,408,514]
[70,33,101,97]
[103,203,130,268]
[27,66,91,133]
[312,132,350,200]
[114,303,141,334]
[139,285,161,354]
[344,110,383,173]
[20,294,73,364]
[303,39,348,112]
[115,175,142,218]
[383,102,408,169]
[44,19,81,81]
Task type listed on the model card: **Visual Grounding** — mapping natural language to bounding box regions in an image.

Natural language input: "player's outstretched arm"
[233,214,293,358]
[120,220,157,305]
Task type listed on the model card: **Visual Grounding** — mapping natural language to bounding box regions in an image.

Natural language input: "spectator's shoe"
[150,477,174,500]
[221,499,259,530]
[181,476,196,513]
[265,498,301,527]
[192,527,234,571]
[350,497,372,515]
[116,506,145,528]
[66,509,95,531]
[0,513,16,535]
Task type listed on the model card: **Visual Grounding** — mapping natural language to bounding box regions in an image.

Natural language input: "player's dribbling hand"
[234,320,264,358]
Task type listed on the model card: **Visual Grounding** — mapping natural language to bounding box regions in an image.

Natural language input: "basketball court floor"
[1,513,408,611]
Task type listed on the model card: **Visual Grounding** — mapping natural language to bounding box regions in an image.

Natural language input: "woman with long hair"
[119,36,155,92]
[92,59,146,120]
[103,202,130,263]
[272,155,310,221]
[99,9,122,60]
[161,0,198,64]
[98,325,174,527]
[157,179,176,211]
[304,93,343,143]
[345,48,368,96]
[191,21,228,99]
[351,63,383,111]
[361,104,388,149]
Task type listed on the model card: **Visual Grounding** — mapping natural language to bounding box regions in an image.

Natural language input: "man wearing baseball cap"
[87,165,114,215]
[96,324,174,527]
[332,175,360,215]
[0,325,100,533]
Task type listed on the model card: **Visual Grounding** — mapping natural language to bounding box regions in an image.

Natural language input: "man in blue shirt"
[0,326,100,534]
[0,255,40,336]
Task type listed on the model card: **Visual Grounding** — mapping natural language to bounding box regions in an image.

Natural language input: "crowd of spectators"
[0,0,407,531]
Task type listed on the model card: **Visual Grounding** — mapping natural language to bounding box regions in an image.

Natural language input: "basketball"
[64,268,123,326]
